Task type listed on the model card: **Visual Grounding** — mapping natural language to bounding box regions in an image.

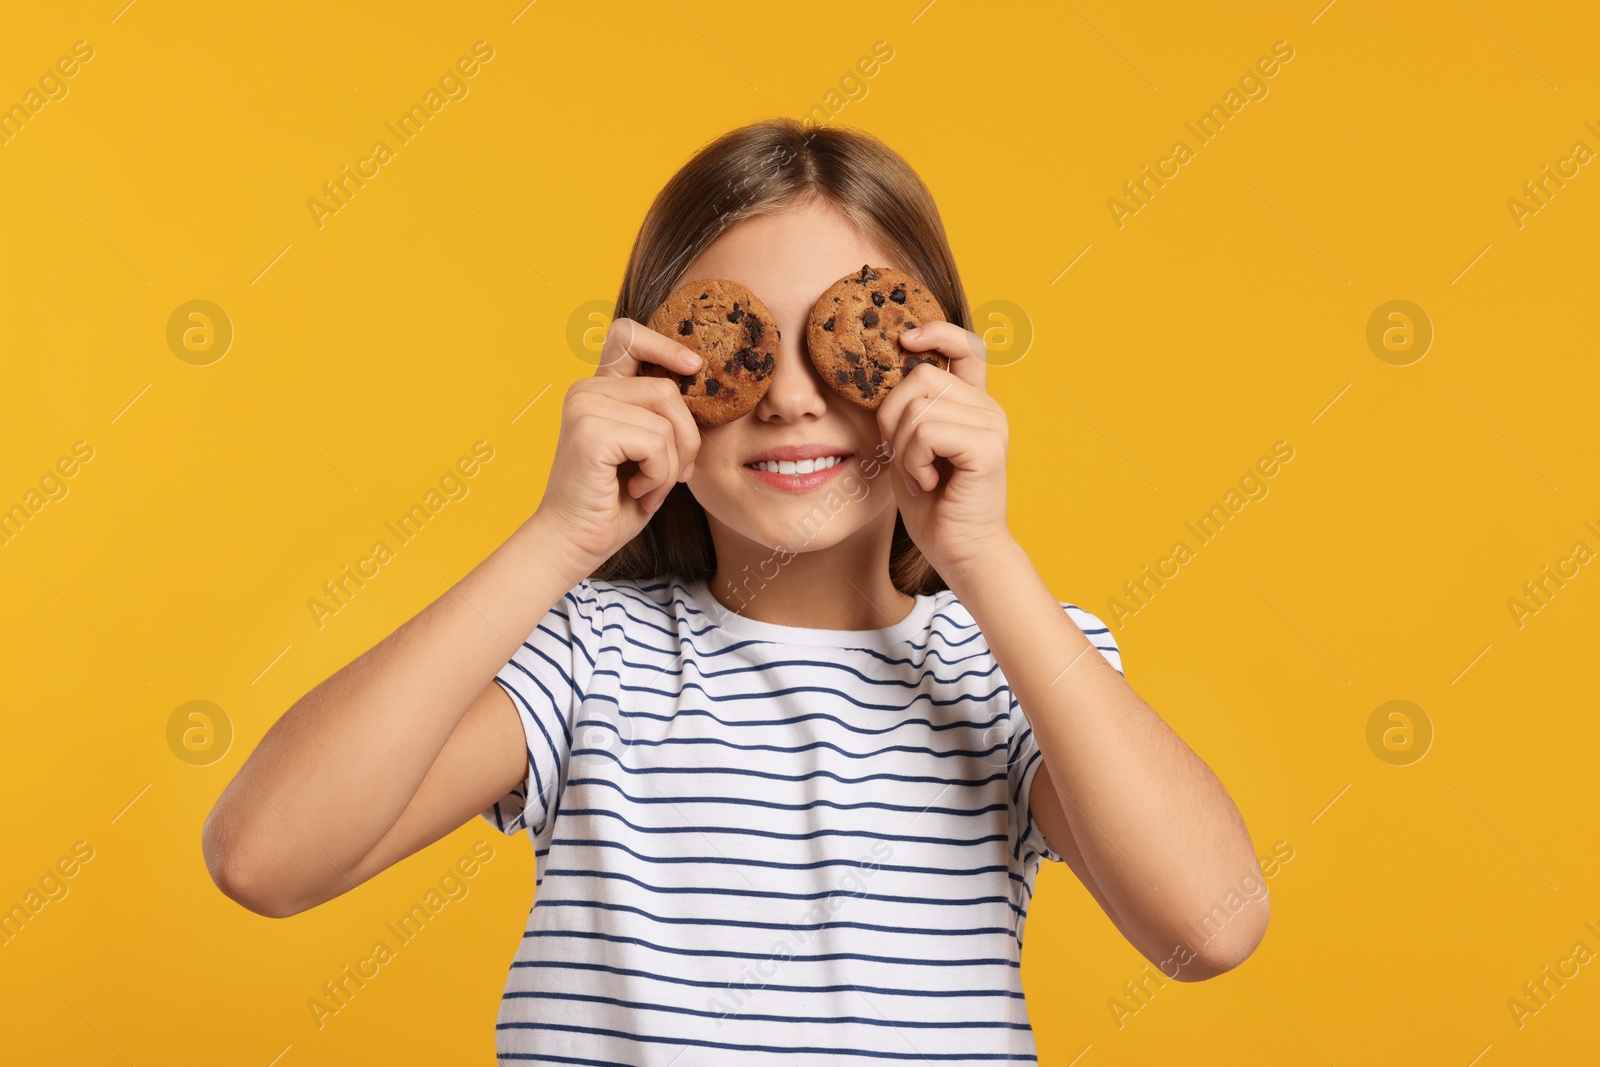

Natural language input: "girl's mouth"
[742,453,853,493]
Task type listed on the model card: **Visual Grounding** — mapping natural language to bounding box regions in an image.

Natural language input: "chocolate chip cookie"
[642,278,780,426]
[806,265,947,411]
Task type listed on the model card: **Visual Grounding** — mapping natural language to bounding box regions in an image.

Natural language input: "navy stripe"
[596,652,1004,691]
[568,775,1008,819]
[528,609,592,698]
[557,807,1006,848]
[491,678,558,837]
[539,867,1022,915]
[574,717,1007,762]
[656,613,996,663]
[577,585,1007,670]
[530,898,1012,939]
[500,989,1032,1030]
[606,582,702,621]
[1010,745,1041,808]
[551,837,1010,878]
[582,597,721,645]
[585,698,1008,737]
[609,625,1004,672]
[526,928,1020,969]
[508,958,1027,1000]
[605,678,1016,716]
[574,746,1009,789]
[495,1022,1035,1061]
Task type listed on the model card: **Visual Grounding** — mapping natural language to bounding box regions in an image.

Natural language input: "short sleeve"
[1009,603,1122,865]
[480,577,600,838]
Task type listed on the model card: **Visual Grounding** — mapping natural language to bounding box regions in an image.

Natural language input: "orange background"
[2,1,1596,1063]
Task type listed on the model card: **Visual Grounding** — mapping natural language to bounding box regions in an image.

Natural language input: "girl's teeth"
[750,456,842,475]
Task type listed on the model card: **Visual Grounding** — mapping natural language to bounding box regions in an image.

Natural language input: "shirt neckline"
[679,576,942,649]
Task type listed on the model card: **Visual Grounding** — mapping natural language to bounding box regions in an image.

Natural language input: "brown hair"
[591,117,971,597]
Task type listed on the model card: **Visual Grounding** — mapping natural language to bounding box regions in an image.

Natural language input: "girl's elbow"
[1177,902,1271,981]
[201,805,309,919]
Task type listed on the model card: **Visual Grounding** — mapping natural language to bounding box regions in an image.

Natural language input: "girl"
[203,118,1267,1063]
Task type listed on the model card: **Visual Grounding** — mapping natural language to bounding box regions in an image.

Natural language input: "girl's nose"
[754,319,829,421]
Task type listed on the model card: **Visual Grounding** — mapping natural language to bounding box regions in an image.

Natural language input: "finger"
[874,364,981,470]
[890,401,995,493]
[604,417,678,507]
[618,404,683,504]
[595,316,706,380]
[636,429,681,511]
[898,320,987,394]
[585,376,702,482]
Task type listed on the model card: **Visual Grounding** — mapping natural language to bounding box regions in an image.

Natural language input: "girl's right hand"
[532,316,705,569]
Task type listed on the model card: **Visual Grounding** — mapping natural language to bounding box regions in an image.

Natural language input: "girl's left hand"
[871,322,1015,576]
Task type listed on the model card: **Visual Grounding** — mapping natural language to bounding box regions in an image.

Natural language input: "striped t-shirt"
[480,574,1122,1064]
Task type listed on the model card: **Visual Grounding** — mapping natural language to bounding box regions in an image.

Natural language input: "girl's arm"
[201,322,702,918]
[201,513,594,917]
[873,322,1264,977]
[952,540,1269,979]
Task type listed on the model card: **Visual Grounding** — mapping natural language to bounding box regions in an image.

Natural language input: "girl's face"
[674,195,899,558]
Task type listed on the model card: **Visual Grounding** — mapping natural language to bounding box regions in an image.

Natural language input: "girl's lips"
[743,454,853,493]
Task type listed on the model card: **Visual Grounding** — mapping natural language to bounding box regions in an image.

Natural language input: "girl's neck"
[704,518,915,632]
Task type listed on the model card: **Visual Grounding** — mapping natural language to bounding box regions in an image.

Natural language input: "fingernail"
[902,327,920,340]
[682,348,703,369]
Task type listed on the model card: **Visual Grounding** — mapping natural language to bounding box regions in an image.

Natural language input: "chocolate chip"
[889,286,906,304]
[846,351,862,363]
[835,369,849,384]
[678,319,693,336]
[698,291,708,299]
[704,378,720,395]
[862,309,879,328]
[762,353,774,373]
[857,265,878,283]
[745,316,763,344]
[677,375,694,393]
[822,315,835,332]
[871,291,885,307]
[737,347,763,373]
[728,303,745,323]
[905,321,916,329]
